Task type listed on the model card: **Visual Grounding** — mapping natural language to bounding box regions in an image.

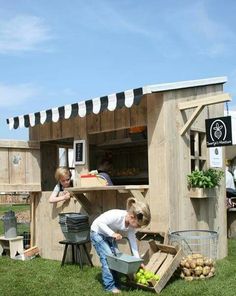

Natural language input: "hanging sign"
[205,116,232,147]
[74,140,86,165]
[209,147,223,168]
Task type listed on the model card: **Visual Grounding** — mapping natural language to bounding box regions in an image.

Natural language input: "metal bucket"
[2,210,17,238]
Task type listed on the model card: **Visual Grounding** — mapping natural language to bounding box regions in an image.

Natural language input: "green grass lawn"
[0,239,236,296]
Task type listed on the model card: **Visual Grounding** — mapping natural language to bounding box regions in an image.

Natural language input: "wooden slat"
[180,104,205,136]
[9,149,26,184]
[25,149,41,186]
[0,141,40,149]
[156,253,174,278]
[0,148,9,184]
[39,122,52,141]
[145,251,167,273]
[86,113,101,134]
[178,93,231,110]
[115,108,131,130]
[100,110,115,132]
[130,95,147,127]
[51,121,62,139]
[0,184,41,192]
[61,118,75,138]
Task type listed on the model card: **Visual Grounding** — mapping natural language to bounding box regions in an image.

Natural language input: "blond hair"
[126,197,151,227]
[54,167,71,182]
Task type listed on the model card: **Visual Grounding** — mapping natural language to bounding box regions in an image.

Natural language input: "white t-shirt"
[226,169,235,190]
[91,209,139,258]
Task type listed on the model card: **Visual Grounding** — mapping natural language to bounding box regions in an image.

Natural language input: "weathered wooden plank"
[130,95,147,127]
[115,108,131,130]
[0,184,41,192]
[178,93,231,110]
[100,110,115,132]
[39,122,52,141]
[25,149,41,186]
[9,149,26,184]
[0,148,9,184]
[61,118,75,138]
[145,251,166,273]
[51,121,62,139]
[86,113,101,134]
[0,140,40,149]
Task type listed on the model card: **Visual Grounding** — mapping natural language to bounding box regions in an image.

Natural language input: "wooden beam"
[180,105,205,136]
[178,93,231,110]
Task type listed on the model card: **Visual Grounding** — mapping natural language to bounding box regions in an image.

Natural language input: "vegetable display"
[179,253,215,280]
[134,268,160,286]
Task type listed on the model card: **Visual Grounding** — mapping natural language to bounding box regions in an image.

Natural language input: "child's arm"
[49,184,71,203]
[127,230,140,258]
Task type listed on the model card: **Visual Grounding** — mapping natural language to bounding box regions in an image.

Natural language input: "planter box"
[188,187,216,199]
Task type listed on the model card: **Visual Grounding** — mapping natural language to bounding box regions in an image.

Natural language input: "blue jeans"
[90,231,120,291]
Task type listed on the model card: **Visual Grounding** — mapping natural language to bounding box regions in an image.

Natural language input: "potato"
[185,276,194,281]
[194,266,203,276]
[183,268,191,277]
[196,258,204,266]
[180,259,186,267]
[185,261,190,269]
[199,274,205,279]
[192,253,203,259]
[202,266,211,276]
[210,267,215,274]
[190,260,196,269]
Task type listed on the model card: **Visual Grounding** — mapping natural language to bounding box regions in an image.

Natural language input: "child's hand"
[63,191,71,200]
[112,233,122,240]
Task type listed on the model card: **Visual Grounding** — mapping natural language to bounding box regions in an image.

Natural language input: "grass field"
[0,205,236,295]
[0,239,236,296]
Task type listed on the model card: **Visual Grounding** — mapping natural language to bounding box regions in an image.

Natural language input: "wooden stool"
[59,239,93,269]
[0,236,24,259]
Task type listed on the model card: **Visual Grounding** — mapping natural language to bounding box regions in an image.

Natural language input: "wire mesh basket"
[169,230,218,259]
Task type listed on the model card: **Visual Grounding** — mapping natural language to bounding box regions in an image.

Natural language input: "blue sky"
[0,0,236,140]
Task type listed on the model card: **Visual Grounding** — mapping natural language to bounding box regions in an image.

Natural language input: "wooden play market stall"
[0,76,231,263]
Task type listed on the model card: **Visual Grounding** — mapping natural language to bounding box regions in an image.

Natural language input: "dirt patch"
[15,211,30,223]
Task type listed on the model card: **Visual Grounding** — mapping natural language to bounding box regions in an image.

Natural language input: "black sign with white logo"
[205,116,232,147]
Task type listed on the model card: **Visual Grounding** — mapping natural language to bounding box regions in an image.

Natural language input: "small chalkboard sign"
[74,140,86,165]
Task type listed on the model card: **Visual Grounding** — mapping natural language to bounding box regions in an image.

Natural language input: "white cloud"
[0,15,51,53]
[0,83,38,107]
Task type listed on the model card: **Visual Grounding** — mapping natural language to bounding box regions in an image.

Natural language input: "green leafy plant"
[187,168,224,189]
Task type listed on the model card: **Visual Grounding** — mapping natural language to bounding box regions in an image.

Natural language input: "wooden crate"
[129,242,184,294]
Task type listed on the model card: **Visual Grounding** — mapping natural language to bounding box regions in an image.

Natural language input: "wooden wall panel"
[61,118,74,139]
[39,122,52,141]
[0,148,9,184]
[25,149,41,184]
[115,108,130,130]
[51,121,62,140]
[100,110,115,132]
[130,95,147,127]
[86,113,101,134]
[9,149,26,184]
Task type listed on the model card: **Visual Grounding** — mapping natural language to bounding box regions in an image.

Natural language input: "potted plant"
[187,168,224,198]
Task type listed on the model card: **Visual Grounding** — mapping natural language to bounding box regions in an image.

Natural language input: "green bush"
[187,168,224,189]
